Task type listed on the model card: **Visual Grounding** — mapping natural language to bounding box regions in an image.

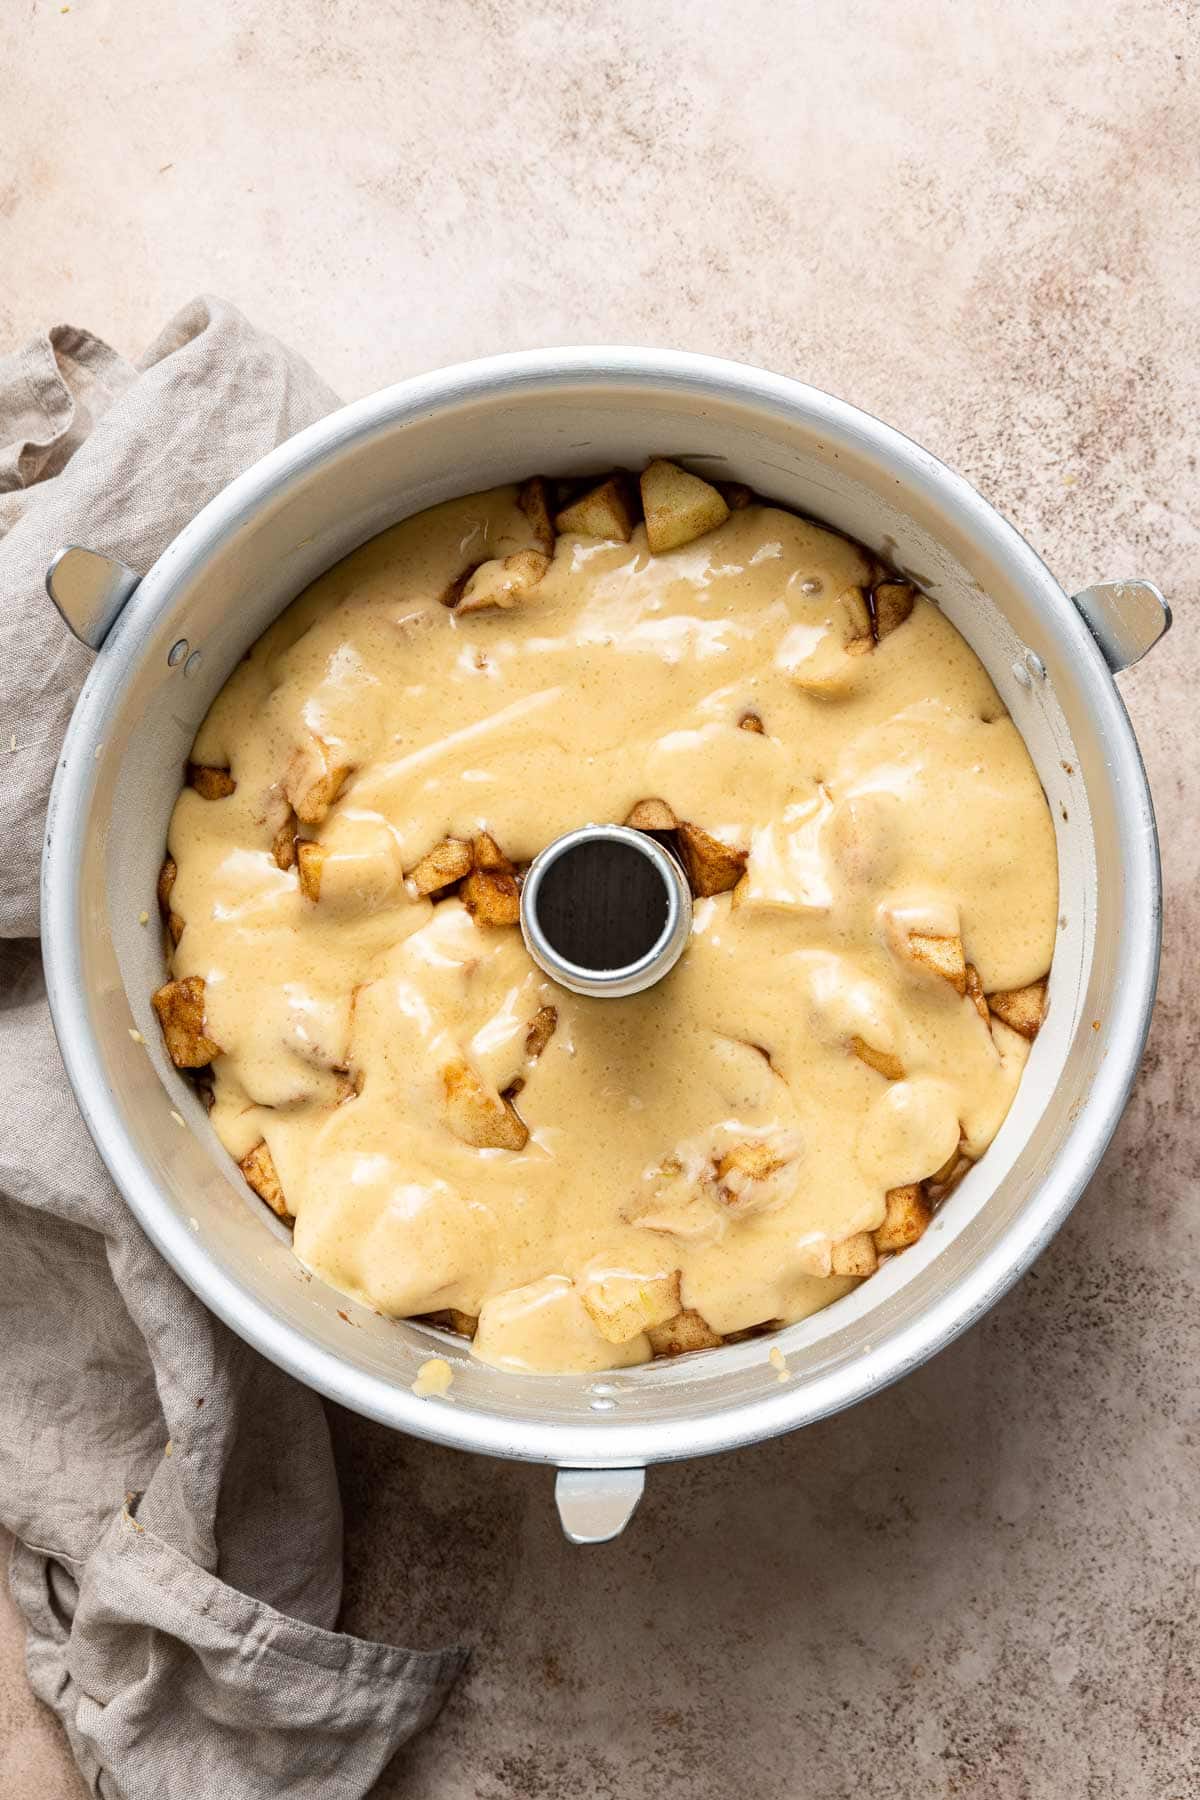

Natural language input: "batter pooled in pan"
[152,462,1057,1373]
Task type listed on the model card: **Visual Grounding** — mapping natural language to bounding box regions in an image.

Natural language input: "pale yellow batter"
[157,473,1058,1374]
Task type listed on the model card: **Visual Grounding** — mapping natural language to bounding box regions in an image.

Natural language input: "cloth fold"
[0,299,467,1799]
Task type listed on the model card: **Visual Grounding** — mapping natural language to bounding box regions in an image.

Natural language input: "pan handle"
[46,545,142,650]
[555,1467,645,1544]
[1072,579,1171,674]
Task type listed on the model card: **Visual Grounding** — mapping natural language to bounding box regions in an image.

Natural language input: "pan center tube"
[519,824,693,999]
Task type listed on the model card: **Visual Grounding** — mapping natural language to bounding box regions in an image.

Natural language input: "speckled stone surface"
[1,2,1197,1794]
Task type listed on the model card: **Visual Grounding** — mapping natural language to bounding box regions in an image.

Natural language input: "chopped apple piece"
[625,796,678,831]
[841,585,874,648]
[474,1275,650,1372]
[518,475,556,554]
[873,1183,932,1253]
[296,840,326,903]
[187,763,236,800]
[714,1139,786,1193]
[408,835,473,897]
[579,1268,682,1344]
[884,916,965,995]
[881,903,968,997]
[440,562,484,609]
[871,580,917,639]
[442,1057,529,1150]
[525,1004,558,1060]
[472,831,512,872]
[554,475,635,543]
[459,876,520,926]
[640,459,730,554]
[157,857,177,917]
[677,820,747,897]
[987,979,1047,1039]
[423,1307,479,1338]
[461,831,521,926]
[964,963,990,1025]
[713,1133,799,1213]
[151,975,222,1068]
[831,1232,879,1277]
[240,1141,292,1224]
[647,1309,724,1356]
[272,817,297,872]
[457,548,551,614]
[851,1035,905,1081]
[908,932,967,995]
[285,737,355,826]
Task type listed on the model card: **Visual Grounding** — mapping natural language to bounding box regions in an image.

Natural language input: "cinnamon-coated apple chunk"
[187,763,236,800]
[831,1232,879,1277]
[965,964,990,1025]
[676,820,746,897]
[903,930,968,997]
[525,1005,558,1060]
[554,475,635,543]
[714,1140,786,1197]
[987,979,1047,1039]
[873,1184,932,1253]
[625,796,678,831]
[442,1057,529,1151]
[851,1035,905,1081]
[647,1309,724,1356]
[460,831,521,926]
[579,1269,682,1344]
[871,580,916,639]
[151,975,221,1068]
[457,548,551,614]
[640,459,730,554]
[296,839,326,903]
[407,835,473,898]
[157,857,185,944]
[422,1307,479,1339]
[518,475,557,554]
[156,856,177,916]
[272,815,298,871]
[285,737,354,826]
[240,1141,292,1225]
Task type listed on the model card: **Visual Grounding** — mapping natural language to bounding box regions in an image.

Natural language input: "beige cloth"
[0,298,467,1797]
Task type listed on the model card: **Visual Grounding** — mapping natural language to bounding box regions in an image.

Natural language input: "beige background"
[2,1,1198,1795]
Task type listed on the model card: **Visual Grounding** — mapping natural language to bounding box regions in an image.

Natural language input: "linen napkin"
[0,297,467,1799]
